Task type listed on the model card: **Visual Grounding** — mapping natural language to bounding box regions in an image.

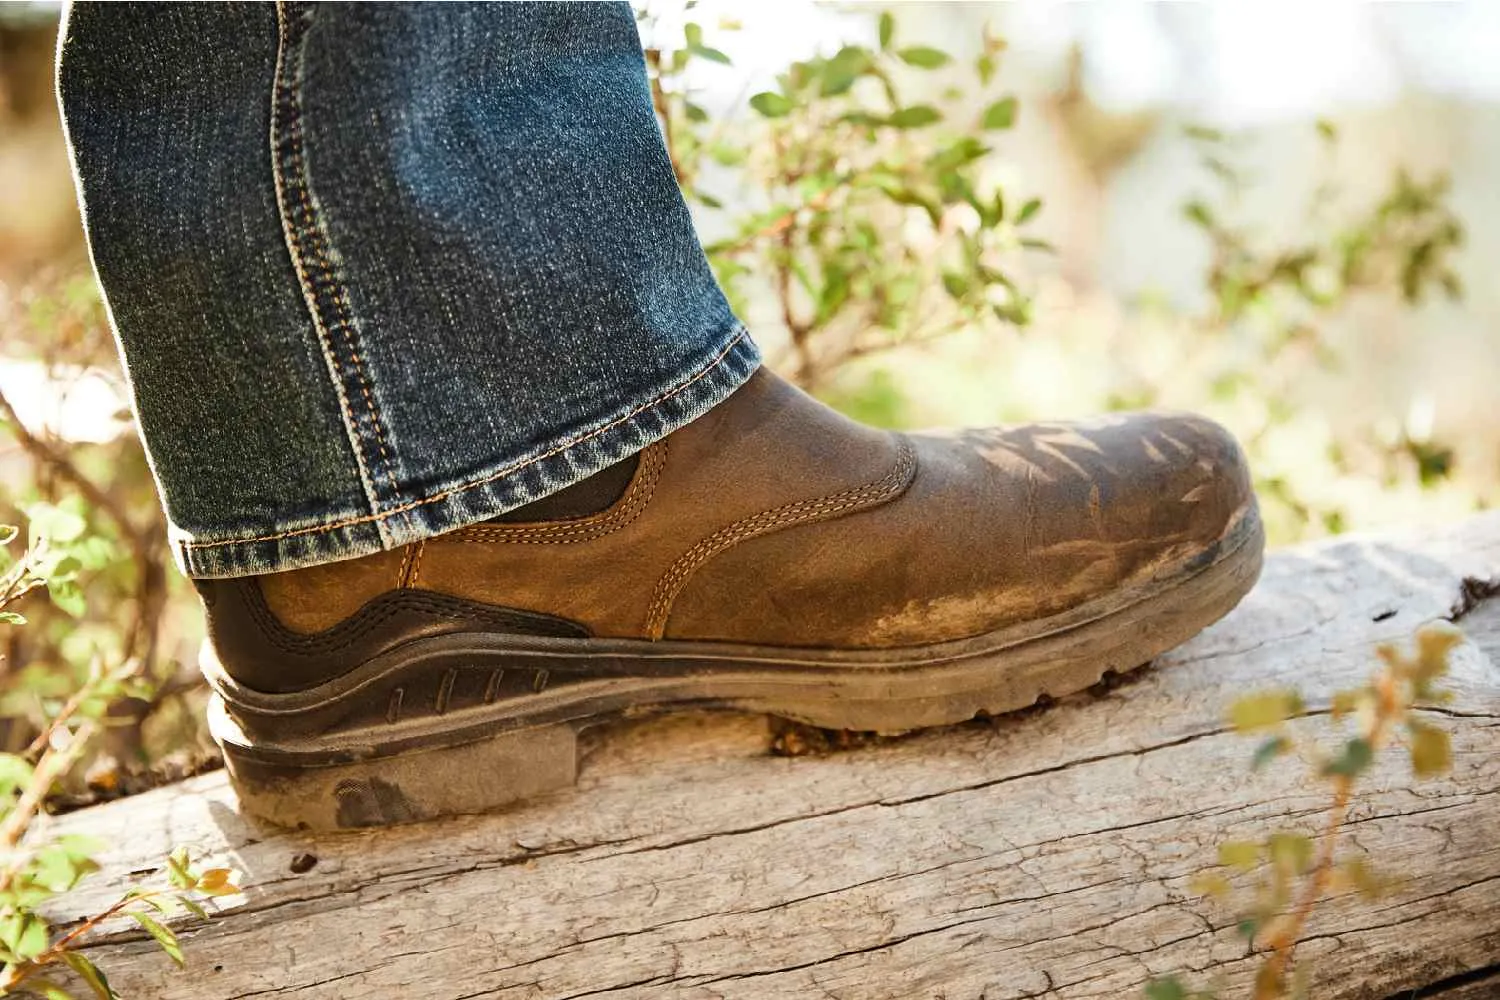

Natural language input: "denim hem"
[173,329,761,578]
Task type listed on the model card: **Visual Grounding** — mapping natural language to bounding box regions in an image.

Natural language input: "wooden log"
[35,515,1500,999]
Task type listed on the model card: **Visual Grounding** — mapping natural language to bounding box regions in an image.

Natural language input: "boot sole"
[207,505,1263,830]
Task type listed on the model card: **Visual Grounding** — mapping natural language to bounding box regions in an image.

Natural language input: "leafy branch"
[1149,622,1465,1000]
[646,11,1047,391]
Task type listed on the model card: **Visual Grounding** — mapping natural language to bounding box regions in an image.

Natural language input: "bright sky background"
[643,2,1500,125]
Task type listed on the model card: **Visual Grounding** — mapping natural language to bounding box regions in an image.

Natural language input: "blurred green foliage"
[641,5,1478,545]
[645,7,1047,390]
[0,524,234,998]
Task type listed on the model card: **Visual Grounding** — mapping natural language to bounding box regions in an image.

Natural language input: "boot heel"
[212,698,580,831]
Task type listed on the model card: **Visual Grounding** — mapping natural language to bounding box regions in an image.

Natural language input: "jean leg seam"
[270,1,404,536]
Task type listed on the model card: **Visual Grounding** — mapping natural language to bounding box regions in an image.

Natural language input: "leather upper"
[215,368,1256,688]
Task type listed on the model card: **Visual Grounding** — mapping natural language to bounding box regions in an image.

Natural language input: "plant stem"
[1257,669,1400,995]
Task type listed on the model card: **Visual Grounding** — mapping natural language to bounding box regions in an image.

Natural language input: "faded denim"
[57,1,759,578]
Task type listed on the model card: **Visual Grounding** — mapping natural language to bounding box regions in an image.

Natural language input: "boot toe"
[894,409,1259,638]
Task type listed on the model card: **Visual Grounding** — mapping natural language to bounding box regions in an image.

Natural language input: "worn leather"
[212,369,1255,690]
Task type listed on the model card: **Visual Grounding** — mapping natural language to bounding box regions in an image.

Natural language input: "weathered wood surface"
[37,515,1500,999]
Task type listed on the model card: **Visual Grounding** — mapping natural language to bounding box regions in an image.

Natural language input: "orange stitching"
[396,544,414,587]
[408,540,425,587]
[326,269,400,504]
[643,437,918,639]
[270,5,370,495]
[449,441,666,545]
[181,328,750,551]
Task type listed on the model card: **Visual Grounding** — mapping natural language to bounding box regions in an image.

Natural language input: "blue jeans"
[58,1,760,578]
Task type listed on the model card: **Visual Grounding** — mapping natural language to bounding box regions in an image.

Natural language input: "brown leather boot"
[201,370,1262,829]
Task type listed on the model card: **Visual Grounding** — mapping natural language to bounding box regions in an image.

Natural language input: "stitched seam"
[396,545,414,588]
[452,442,664,542]
[643,437,918,639]
[450,441,666,545]
[270,2,402,516]
[181,326,749,551]
[408,539,425,587]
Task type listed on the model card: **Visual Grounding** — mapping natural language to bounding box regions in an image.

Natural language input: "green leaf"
[982,96,1018,130]
[63,952,117,1000]
[941,272,969,299]
[1183,200,1215,229]
[684,22,703,48]
[177,895,211,921]
[1407,718,1452,777]
[0,524,17,545]
[0,611,25,626]
[47,580,86,618]
[32,842,100,892]
[929,137,988,173]
[130,912,183,967]
[888,105,942,129]
[0,911,49,961]
[1414,622,1463,683]
[166,847,194,890]
[1217,840,1260,872]
[1251,735,1291,771]
[0,751,33,795]
[1144,977,1187,1000]
[1228,690,1304,733]
[55,834,105,861]
[1335,856,1389,899]
[1322,737,1374,778]
[749,92,793,118]
[24,502,87,548]
[1330,688,1364,719]
[1188,871,1231,900]
[693,45,731,65]
[820,46,869,96]
[878,11,895,49]
[898,46,950,69]
[976,52,996,86]
[1268,832,1314,874]
[708,142,746,167]
[1015,198,1042,225]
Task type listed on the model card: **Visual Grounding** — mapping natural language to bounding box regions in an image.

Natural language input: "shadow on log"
[35,515,1500,999]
